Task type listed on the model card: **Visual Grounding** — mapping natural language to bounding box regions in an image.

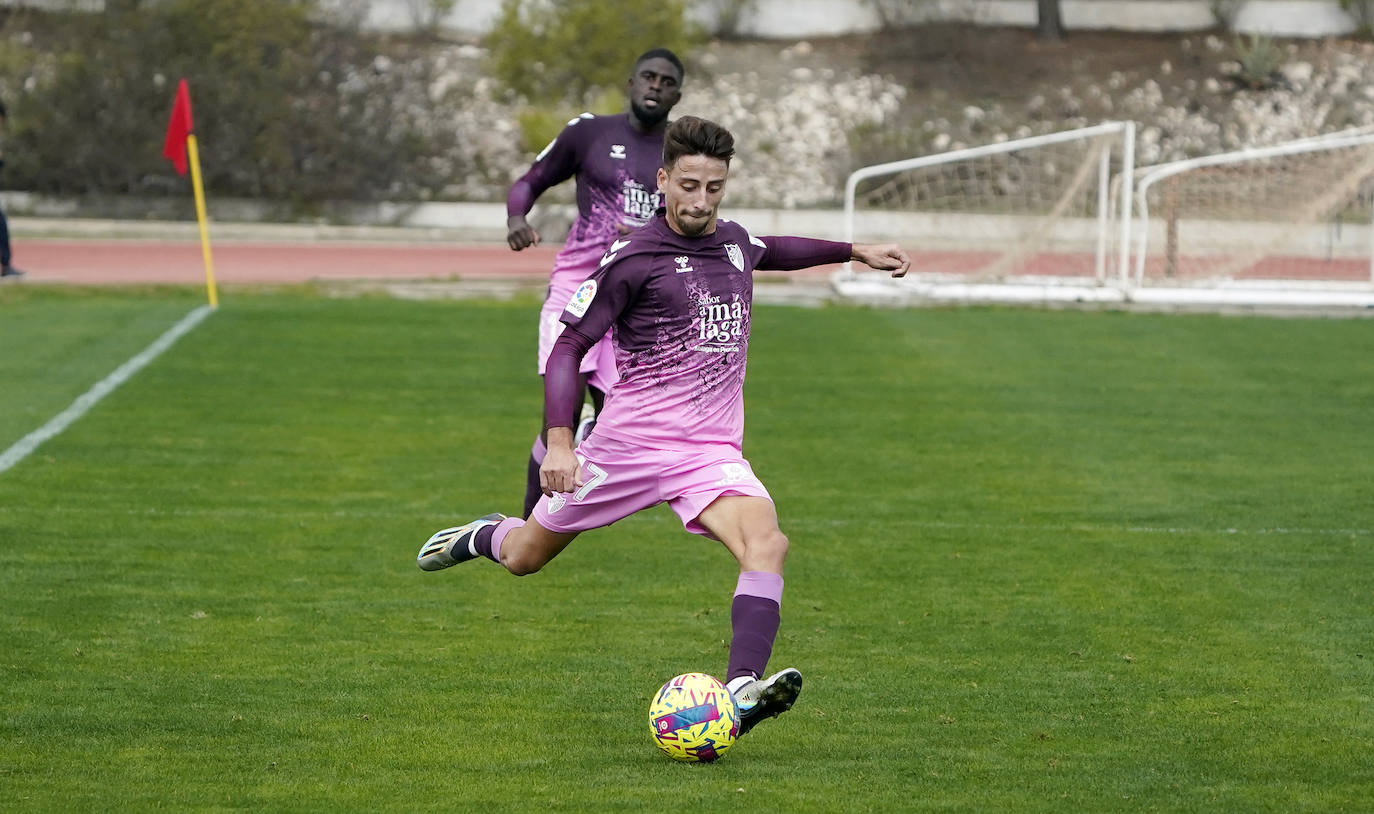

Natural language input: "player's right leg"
[417,513,508,571]
[427,434,659,576]
[418,514,578,576]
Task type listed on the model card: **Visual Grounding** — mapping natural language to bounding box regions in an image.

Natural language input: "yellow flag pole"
[185,133,219,309]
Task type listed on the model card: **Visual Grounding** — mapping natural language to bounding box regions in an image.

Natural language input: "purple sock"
[727,571,784,683]
[523,436,547,518]
[473,517,524,564]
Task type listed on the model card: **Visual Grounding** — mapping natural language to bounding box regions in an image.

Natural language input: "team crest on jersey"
[724,243,745,272]
[566,279,598,318]
[609,144,627,160]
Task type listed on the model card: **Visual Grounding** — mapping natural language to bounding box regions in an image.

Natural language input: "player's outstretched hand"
[852,243,911,278]
[540,432,584,496]
[507,215,541,251]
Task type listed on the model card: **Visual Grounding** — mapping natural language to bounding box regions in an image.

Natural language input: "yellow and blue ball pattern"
[648,672,740,762]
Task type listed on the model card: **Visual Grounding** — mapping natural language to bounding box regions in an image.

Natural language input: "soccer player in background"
[420,116,910,736]
[506,48,685,518]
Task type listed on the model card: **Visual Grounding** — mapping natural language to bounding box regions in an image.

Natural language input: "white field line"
[0,305,214,475]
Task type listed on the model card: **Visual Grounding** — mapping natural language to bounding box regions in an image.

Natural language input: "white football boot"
[732,667,803,735]
[417,513,506,571]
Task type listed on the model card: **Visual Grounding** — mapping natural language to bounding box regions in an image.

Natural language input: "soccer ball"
[648,672,740,762]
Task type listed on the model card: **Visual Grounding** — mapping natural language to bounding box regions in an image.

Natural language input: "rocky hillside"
[410,25,1374,208]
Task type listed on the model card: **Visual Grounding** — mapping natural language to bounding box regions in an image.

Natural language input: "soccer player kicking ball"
[420,116,910,737]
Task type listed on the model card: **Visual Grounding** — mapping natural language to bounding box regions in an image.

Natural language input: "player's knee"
[745,527,789,569]
[501,547,546,576]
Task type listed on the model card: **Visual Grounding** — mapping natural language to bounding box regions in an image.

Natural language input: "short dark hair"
[634,48,685,82]
[662,116,735,170]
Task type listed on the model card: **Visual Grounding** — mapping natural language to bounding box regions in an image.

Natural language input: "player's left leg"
[689,492,803,735]
[695,495,788,678]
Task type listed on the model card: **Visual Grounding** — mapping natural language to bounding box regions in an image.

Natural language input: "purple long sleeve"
[507,178,537,218]
[544,325,597,431]
[756,236,852,271]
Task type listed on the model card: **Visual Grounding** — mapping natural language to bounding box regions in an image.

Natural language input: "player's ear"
[657,166,668,194]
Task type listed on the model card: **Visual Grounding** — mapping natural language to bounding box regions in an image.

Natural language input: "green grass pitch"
[1,286,1371,811]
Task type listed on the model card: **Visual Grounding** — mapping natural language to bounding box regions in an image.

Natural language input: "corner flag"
[161,78,218,308]
[163,78,193,176]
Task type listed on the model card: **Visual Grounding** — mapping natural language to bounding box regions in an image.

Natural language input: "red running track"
[11,238,1367,287]
[13,239,839,285]
[15,240,560,285]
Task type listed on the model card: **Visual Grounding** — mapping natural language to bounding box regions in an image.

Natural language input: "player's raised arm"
[753,235,852,271]
[852,243,912,277]
[753,235,910,278]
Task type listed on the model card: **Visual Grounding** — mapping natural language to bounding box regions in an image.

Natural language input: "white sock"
[726,675,754,696]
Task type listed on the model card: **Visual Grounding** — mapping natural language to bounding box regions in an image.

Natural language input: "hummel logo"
[600,238,631,267]
[610,144,627,159]
[674,255,694,273]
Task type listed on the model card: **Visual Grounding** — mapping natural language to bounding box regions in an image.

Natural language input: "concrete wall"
[3,0,1361,37]
[330,0,1359,38]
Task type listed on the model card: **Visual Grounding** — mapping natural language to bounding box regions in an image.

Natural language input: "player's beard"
[674,209,714,236]
[631,99,670,129]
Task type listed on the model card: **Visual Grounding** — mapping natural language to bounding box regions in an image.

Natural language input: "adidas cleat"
[733,667,803,735]
[417,513,505,571]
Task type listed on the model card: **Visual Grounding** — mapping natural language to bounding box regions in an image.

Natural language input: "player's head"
[657,116,734,237]
[627,48,684,130]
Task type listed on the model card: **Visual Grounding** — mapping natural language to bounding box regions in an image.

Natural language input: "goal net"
[1131,131,1374,286]
[841,122,1135,285]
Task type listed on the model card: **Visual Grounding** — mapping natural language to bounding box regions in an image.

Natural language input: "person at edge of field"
[505,47,685,518]
[419,115,911,738]
[0,98,24,280]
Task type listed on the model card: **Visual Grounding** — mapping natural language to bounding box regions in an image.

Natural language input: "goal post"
[841,121,1135,285]
[1131,131,1374,287]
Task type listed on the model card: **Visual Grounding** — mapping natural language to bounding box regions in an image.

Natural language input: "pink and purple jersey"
[508,113,666,288]
[547,213,852,450]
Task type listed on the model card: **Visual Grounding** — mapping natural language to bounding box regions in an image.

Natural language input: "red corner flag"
[162,78,194,176]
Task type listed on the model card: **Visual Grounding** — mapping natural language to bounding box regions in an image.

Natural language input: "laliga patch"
[565,279,598,317]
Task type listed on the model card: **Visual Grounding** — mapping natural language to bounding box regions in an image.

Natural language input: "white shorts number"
[574,459,608,502]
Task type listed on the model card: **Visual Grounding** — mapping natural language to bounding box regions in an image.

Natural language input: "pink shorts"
[538,249,617,394]
[530,434,772,537]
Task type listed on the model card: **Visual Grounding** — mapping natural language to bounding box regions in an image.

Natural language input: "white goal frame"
[1131,132,1374,286]
[841,121,1136,284]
